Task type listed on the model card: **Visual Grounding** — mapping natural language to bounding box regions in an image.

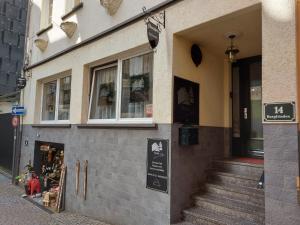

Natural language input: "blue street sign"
[12,106,26,116]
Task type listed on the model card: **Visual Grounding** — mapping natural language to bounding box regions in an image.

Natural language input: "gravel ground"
[0,173,112,225]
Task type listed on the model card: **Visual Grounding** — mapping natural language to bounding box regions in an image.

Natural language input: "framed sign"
[173,77,199,124]
[264,102,296,122]
[146,139,168,193]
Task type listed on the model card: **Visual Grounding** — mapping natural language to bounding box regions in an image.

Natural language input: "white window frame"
[40,0,53,30]
[88,51,154,124]
[65,0,82,14]
[40,75,72,124]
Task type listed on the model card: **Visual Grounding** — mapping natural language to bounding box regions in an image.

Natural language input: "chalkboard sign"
[146,139,168,193]
[264,102,295,122]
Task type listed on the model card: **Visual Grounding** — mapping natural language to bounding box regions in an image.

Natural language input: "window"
[89,65,117,120]
[88,52,153,123]
[65,0,81,13]
[41,76,72,122]
[40,0,53,29]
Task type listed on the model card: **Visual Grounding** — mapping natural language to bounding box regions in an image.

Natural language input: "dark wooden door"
[232,56,263,158]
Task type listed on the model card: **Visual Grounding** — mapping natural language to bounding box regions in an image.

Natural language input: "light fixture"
[60,21,77,38]
[225,34,239,63]
[34,38,48,52]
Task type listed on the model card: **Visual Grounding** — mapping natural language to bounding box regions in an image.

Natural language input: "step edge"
[194,196,265,216]
[214,160,264,168]
[183,208,262,225]
[211,171,261,181]
[206,183,265,197]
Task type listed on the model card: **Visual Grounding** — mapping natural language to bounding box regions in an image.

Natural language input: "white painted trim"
[87,51,154,124]
[40,75,72,123]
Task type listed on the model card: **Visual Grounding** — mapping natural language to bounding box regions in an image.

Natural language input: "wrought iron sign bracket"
[142,6,165,32]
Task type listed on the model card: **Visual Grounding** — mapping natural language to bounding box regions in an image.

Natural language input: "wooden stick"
[56,165,66,212]
[83,160,88,200]
[75,160,80,195]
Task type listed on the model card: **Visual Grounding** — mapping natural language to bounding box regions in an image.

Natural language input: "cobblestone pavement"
[0,174,111,225]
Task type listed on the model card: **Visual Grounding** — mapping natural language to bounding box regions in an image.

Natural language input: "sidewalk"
[0,173,112,225]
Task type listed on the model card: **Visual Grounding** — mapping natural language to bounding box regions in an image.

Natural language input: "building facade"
[20,0,300,225]
[0,0,27,173]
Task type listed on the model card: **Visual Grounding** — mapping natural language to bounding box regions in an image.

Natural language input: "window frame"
[40,0,53,30]
[88,51,154,124]
[40,75,72,124]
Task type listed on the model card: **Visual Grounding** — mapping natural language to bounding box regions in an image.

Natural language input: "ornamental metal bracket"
[142,6,165,32]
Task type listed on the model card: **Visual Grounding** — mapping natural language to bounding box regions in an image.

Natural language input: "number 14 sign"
[264,102,296,122]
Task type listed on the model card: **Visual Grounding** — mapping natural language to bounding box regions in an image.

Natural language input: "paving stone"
[0,173,113,225]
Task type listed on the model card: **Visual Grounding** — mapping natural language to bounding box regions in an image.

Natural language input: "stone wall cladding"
[0,0,27,95]
[170,125,226,223]
[264,124,300,225]
[20,124,172,225]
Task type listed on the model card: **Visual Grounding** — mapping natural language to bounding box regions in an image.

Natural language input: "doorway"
[232,56,263,158]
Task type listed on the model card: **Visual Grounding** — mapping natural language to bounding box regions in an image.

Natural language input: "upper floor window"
[65,0,82,13]
[40,0,53,29]
[41,76,72,122]
[88,52,153,123]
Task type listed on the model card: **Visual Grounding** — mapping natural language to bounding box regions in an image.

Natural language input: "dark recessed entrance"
[232,56,263,158]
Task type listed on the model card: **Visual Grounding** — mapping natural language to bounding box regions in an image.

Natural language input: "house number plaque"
[264,102,296,122]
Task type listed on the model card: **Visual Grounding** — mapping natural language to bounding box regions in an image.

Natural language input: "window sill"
[31,124,71,128]
[77,123,158,130]
[61,2,84,20]
[36,24,53,36]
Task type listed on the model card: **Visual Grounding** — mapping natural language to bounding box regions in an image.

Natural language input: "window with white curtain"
[41,76,72,122]
[40,0,53,29]
[121,53,153,118]
[88,52,154,122]
[65,0,81,13]
[89,65,117,120]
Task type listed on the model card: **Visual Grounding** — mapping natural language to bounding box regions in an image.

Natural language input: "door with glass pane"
[232,56,263,158]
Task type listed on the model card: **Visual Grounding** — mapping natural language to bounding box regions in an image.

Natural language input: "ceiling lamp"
[34,38,48,52]
[60,21,77,38]
[225,34,239,63]
[100,0,123,16]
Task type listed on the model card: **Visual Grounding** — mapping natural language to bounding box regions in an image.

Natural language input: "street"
[0,174,111,225]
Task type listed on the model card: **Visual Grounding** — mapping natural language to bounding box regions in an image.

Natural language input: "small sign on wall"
[146,139,168,193]
[263,102,296,122]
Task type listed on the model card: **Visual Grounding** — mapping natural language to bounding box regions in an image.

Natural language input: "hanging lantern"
[100,0,123,15]
[225,34,239,63]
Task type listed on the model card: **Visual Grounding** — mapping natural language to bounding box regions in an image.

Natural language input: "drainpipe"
[12,0,32,184]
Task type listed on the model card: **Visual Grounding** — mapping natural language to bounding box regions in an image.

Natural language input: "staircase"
[174,160,265,225]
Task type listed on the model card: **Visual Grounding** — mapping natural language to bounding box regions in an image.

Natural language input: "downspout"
[296,0,300,203]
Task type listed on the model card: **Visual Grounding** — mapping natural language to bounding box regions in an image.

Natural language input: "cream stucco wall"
[0,102,14,114]
[173,35,226,127]
[23,0,298,126]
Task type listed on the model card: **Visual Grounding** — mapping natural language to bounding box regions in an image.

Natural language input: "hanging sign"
[143,6,165,49]
[264,102,296,122]
[146,139,169,193]
[147,21,159,49]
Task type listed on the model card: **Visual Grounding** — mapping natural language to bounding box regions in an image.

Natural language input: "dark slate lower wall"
[264,124,300,225]
[20,124,172,225]
[170,125,227,223]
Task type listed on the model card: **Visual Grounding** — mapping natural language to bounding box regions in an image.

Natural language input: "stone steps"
[213,160,263,178]
[183,207,262,225]
[194,195,264,224]
[173,160,265,225]
[204,183,264,207]
[208,171,260,188]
